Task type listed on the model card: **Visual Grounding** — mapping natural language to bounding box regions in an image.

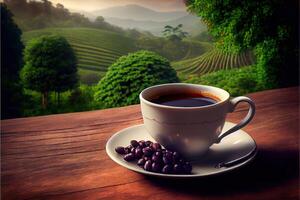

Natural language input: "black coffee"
[151,93,218,107]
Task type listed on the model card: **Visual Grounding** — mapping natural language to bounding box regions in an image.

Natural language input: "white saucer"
[106,122,257,178]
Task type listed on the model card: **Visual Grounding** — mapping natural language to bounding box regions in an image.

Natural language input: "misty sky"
[49,0,187,12]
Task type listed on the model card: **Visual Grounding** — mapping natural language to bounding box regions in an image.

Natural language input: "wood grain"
[1,87,299,200]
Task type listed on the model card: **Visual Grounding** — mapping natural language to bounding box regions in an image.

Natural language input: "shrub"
[187,0,299,88]
[184,66,260,96]
[94,50,179,108]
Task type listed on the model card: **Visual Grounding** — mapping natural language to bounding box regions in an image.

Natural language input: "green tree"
[1,3,24,119]
[186,0,299,88]
[162,24,188,41]
[21,35,78,108]
[94,50,179,108]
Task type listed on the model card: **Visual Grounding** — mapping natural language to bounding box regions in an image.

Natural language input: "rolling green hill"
[23,28,213,84]
[23,28,215,84]
[22,27,138,83]
[173,49,255,76]
[181,40,213,60]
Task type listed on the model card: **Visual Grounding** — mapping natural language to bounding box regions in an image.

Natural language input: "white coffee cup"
[139,83,255,158]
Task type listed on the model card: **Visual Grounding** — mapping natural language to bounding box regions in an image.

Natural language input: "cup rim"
[139,83,230,110]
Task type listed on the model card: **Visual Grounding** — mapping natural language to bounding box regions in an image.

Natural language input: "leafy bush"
[94,50,179,108]
[184,66,261,96]
[68,85,102,111]
[187,0,299,88]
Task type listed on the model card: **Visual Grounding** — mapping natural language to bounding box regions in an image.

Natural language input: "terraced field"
[173,49,255,76]
[181,40,213,60]
[22,28,138,83]
[23,28,231,84]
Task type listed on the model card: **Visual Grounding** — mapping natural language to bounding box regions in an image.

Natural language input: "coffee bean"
[173,164,183,173]
[155,151,162,158]
[135,148,143,159]
[124,147,130,154]
[178,159,185,165]
[130,140,139,148]
[145,140,152,147]
[163,156,172,164]
[137,158,145,167]
[144,160,152,171]
[130,147,136,154]
[138,140,146,148]
[124,153,135,161]
[152,154,162,163]
[116,140,193,175]
[162,164,173,174]
[173,152,180,162]
[142,147,153,156]
[152,162,162,172]
[165,152,173,159]
[183,162,192,174]
[115,146,125,154]
[152,143,161,151]
[143,155,150,161]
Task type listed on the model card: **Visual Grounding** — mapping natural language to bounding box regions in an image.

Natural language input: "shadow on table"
[145,147,299,196]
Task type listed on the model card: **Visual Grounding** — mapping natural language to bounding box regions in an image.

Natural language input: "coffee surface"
[151,93,217,107]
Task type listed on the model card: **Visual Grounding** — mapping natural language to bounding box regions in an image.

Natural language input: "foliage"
[21,35,78,108]
[68,85,102,111]
[94,50,179,108]
[1,3,24,119]
[22,85,101,117]
[136,36,211,61]
[162,24,188,42]
[184,66,261,96]
[187,0,299,88]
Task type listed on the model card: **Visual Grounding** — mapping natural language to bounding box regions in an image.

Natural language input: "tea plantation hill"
[172,49,255,76]
[22,27,138,83]
[22,27,211,84]
[23,27,255,84]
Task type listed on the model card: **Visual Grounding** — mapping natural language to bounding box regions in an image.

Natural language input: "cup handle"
[215,96,255,143]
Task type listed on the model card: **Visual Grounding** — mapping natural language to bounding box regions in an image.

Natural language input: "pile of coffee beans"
[115,140,192,174]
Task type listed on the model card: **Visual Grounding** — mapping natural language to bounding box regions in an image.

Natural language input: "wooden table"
[1,87,299,200]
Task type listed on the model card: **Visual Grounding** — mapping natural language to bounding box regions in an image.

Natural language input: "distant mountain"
[105,14,206,36]
[92,4,187,22]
